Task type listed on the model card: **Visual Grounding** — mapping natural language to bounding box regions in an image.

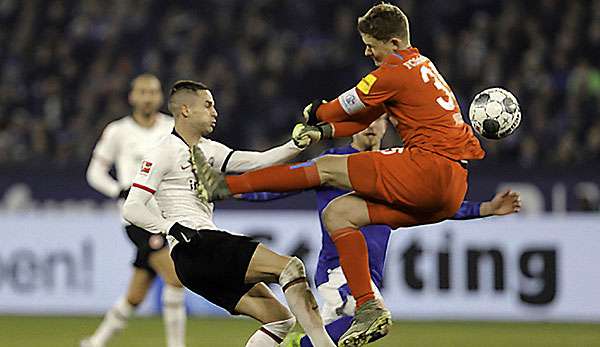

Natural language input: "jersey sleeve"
[122,187,175,234]
[92,122,119,165]
[315,70,392,125]
[208,140,302,174]
[130,147,173,194]
[329,106,386,138]
[354,68,401,107]
[204,140,235,173]
[450,201,482,220]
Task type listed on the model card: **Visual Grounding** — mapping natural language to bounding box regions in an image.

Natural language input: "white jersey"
[90,113,174,191]
[126,131,302,250]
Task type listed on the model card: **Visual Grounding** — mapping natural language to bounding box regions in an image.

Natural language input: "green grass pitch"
[1,316,599,347]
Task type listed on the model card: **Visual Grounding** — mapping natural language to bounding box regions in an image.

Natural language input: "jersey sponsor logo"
[140,160,153,175]
[356,74,377,95]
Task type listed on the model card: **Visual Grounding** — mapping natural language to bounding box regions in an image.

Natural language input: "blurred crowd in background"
[0,0,599,168]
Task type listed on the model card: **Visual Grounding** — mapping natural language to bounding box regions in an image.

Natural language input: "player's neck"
[132,111,158,128]
[174,124,201,147]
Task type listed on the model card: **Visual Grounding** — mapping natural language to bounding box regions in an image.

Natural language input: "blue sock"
[300,316,353,347]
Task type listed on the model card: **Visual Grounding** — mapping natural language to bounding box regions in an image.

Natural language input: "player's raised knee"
[278,256,307,292]
[322,201,355,232]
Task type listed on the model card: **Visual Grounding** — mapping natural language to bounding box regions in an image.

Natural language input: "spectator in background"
[0,0,598,168]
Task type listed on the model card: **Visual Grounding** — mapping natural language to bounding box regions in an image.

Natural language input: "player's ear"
[181,105,190,118]
[390,37,403,50]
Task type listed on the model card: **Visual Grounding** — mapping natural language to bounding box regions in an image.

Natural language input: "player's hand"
[303,99,327,125]
[118,188,130,200]
[292,123,322,148]
[480,190,521,216]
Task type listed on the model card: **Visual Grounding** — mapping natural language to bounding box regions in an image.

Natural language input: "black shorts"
[125,224,168,275]
[170,229,259,315]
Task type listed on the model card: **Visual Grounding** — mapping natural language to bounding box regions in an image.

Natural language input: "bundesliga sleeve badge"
[140,160,153,175]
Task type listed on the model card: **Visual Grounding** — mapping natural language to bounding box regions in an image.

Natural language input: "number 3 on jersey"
[420,62,457,112]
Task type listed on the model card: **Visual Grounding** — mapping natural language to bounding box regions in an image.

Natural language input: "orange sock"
[331,227,374,308]
[225,162,321,194]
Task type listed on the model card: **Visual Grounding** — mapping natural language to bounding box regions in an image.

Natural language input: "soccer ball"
[468,87,521,139]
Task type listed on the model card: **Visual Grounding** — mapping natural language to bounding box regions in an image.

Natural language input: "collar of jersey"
[171,128,188,146]
[384,46,419,64]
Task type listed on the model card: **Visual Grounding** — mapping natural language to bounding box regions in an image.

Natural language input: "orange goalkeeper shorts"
[346,147,468,229]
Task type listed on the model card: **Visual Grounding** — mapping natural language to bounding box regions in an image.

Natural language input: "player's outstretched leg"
[192,153,352,203]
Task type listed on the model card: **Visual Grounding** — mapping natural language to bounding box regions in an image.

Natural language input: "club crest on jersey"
[356,74,377,95]
[140,160,153,175]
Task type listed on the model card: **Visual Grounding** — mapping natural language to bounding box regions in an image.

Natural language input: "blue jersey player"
[241,116,521,346]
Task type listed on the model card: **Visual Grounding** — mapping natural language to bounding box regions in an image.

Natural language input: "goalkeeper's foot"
[280,332,304,347]
[190,145,231,201]
[338,299,391,347]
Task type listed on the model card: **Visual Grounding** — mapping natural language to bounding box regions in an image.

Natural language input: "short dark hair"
[357,3,409,42]
[167,80,210,116]
[169,80,209,96]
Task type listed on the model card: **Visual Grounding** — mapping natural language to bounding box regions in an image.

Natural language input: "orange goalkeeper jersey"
[317,47,485,161]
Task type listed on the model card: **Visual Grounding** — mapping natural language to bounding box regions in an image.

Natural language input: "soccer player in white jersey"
[82,74,186,347]
[122,80,336,347]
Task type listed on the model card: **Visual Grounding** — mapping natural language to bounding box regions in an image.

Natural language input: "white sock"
[284,282,335,347]
[245,318,295,347]
[90,297,134,346]
[162,285,186,347]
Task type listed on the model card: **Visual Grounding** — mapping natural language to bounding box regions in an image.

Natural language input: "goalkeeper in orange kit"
[191,3,485,347]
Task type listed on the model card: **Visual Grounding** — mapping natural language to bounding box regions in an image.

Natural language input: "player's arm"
[123,187,174,234]
[294,106,385,143]
[305,69,394,125]
[122,149,174,234]
[216,140,305,174]
[236,191,302,201]
[452,190,521,220]
[86,124,124,198]
[328,107,385,137]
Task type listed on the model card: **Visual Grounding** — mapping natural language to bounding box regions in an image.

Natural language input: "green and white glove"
[291,122,333,148]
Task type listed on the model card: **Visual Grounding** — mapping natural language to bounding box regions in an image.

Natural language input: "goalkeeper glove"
[303,99,327,125]
[292,123,333,148]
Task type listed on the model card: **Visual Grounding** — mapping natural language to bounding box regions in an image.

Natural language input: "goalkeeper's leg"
[225,154,352,195]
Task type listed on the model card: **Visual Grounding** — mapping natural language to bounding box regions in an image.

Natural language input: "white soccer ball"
[468,87,521,139]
